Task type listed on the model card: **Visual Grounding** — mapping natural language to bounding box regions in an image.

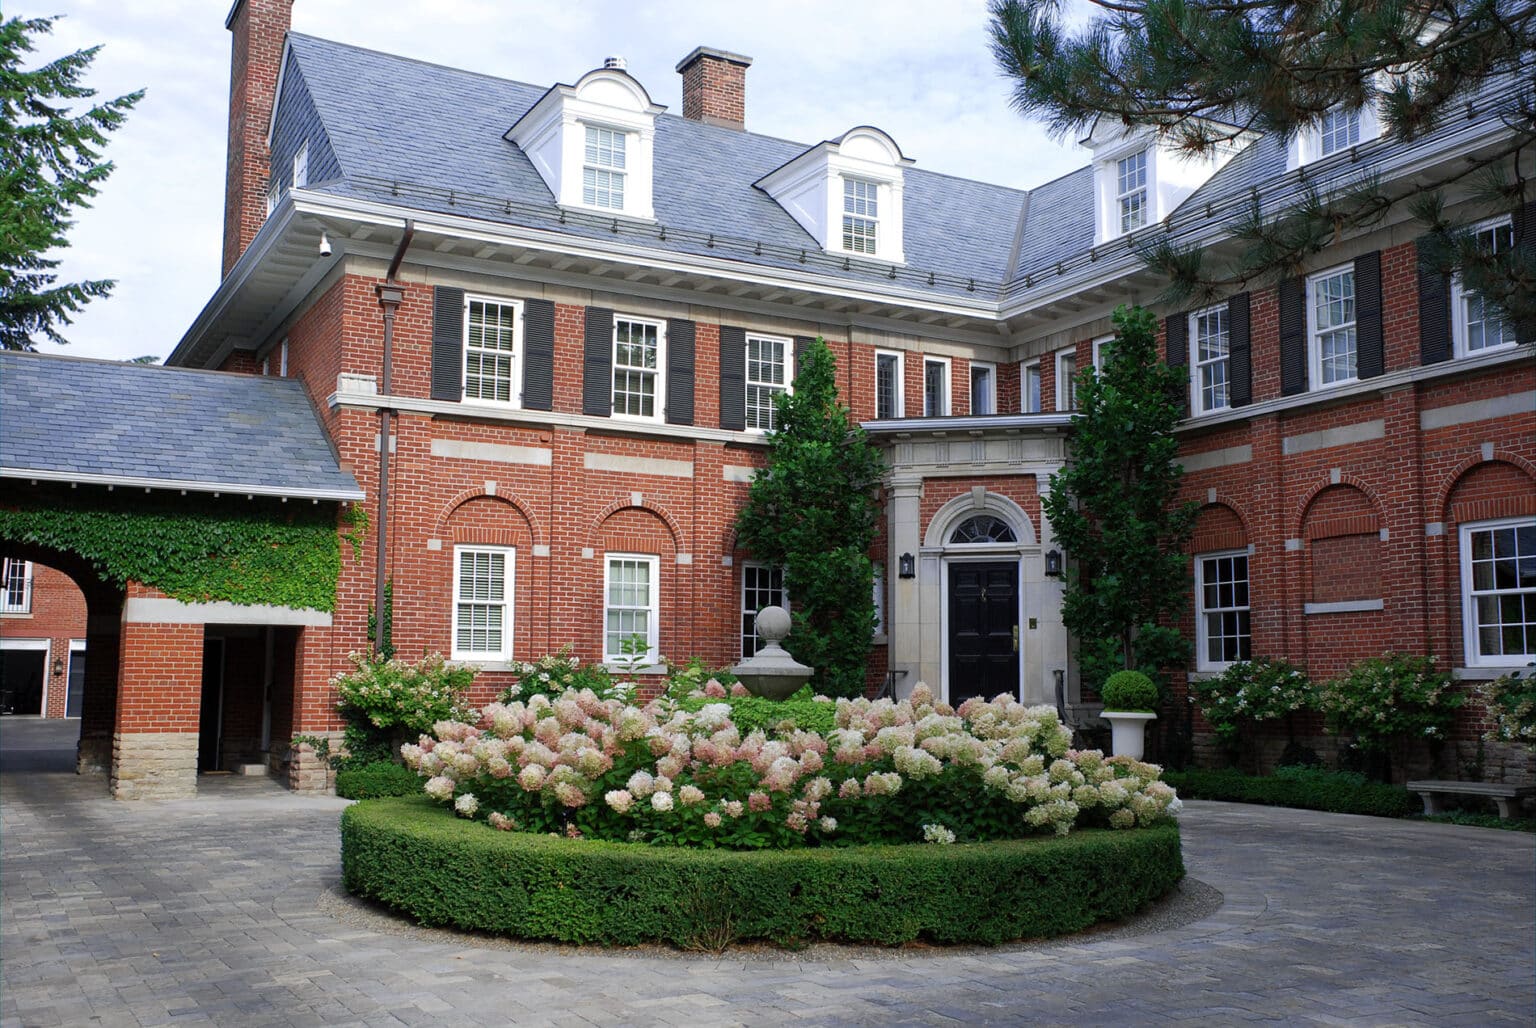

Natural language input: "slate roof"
[0,352,363,500]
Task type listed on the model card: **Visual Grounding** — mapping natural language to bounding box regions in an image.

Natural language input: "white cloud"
[13,0,1088,362]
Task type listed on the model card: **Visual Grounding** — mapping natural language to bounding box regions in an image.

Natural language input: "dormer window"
[842,178,879,254]
[1318,109,1360,157]
[1117,150,1148,234]
[757,126,911,263]
[292,141,308,189]
[507,63,663,220]
[1289,102,1379,169]
[583,126,626,209]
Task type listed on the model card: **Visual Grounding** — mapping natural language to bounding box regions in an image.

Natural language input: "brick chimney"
[222,0,293,277]
[675,47,752,130]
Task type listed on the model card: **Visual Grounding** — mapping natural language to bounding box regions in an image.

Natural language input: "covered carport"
[0,352,363,798]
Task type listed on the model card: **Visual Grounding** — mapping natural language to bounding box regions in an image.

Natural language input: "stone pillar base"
[77,735,112,775]
[111,732,198,800]
[286,730,344,794]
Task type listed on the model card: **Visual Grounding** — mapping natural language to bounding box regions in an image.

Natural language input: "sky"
[17,0,1092,363]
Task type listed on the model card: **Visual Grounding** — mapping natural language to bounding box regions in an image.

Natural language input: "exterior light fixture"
[1044,549,1063,578]
[51,658,64,677]
[898,552,916,579]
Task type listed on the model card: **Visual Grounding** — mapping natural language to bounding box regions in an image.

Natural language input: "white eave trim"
[1,467,364,503]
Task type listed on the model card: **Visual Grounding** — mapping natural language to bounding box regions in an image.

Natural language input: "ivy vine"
[0,492,363,612]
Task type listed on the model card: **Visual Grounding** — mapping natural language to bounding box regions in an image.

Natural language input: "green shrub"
[674,685,835,736]
[1102,670,1159,712]
[1479,664,1536,750]
[334,651,477,734]
[336,761,422,800]
[1161,766,1416,818]
[1317,653,1462,753]
[664,657,739,698]
[1190,658,1313,746]
[341,796,1183,948]
[331,723,398,772]
[497,645,630,704]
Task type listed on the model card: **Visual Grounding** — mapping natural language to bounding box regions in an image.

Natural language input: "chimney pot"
[675,46,752,131]
[603,55,628,70]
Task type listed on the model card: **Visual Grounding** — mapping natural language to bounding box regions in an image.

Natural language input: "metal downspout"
[373,219,415,656]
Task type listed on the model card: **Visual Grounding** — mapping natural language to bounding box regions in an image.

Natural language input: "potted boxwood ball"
[1101,670,1159,760]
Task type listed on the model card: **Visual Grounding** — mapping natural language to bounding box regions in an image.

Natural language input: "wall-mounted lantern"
[1044,549,1063,578]
[898,552,916,579]
[51,657,64,677]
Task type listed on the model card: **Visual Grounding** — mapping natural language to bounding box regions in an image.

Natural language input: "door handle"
[1012,624,1019,652]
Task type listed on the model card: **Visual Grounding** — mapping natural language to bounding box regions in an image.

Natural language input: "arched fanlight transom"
[948,514,1017,545]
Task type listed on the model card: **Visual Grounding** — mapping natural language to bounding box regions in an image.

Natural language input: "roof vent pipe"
[604,55,628,70]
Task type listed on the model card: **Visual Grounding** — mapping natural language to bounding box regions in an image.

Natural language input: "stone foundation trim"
[123,597,331,626]
[1419,390,1536,431]
[1303,598,1385,615]
[111,732,198,800]
[1281,419,1384,456]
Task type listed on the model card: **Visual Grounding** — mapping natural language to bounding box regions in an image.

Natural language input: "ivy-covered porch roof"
[1,352,362,502]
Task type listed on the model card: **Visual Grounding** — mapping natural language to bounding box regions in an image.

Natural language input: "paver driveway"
[2,719,1532,1026]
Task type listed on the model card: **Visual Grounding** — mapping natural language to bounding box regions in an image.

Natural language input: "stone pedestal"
[286,730,344,794]
[110,732,198,800]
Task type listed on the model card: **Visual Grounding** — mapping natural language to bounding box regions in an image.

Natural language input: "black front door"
[947,561,1019,706]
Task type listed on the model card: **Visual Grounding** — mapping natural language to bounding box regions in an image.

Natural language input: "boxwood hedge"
[335,760,421,800]
[1160,766,1417,818]
[341,796,1184,948]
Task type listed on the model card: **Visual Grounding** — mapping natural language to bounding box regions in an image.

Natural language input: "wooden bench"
[1406,780,1536,820]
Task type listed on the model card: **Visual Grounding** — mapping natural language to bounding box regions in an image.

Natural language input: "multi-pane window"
[612,317,662,419]
[1057,352,1078,410]
[1197,551,1251,670]
[842,177,878,254]
[1023,362,1042,413]
[463,297,520,404]
[1191,305,1230,413]
[605,554,658,663]
[1,559,32,614]
[1117,150,1147,234]
[1318,108,1360,157]
[1309,266,1357,386]
[292,141,309,189]
[583,125,627,210]
[970,363,995,415]
[1455,218,1517,355]
[1462,519,1536,666]
[265,181,279,217]
[875,351,903,419]
[452,547,513,661]
[745,334,789,431]
[923,358,949,417]
[741,563,788,658]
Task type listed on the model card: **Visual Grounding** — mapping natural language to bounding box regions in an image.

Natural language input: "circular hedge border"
[341,796,1185,948]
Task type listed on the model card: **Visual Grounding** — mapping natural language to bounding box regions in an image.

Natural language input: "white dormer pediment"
[755,126,913,263]
[1081,120,1253,245]
[507,66,666,220]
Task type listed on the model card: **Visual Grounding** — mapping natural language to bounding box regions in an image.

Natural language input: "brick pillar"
[110,622,204,800]
[76,605,122,774]
[1382,384,1429,652]
[287,624,340,793]
[222,0,293,276]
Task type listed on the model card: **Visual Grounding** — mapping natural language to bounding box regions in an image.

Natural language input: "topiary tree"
[1042,304,1197,690]
[735,337,885,697]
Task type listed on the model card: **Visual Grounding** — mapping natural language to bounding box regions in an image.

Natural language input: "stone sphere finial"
[754,605,791,644]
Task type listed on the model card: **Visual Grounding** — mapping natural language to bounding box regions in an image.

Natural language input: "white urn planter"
[1103,711,1157,760]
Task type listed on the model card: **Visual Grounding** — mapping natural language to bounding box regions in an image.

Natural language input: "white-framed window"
[452,546,514,662]
[1196,550,1251,670]
[1461,518,1536,667]
[1318,108,1360,157]
[279,339,288,377]
[923,357,950,417]
[1190,305,1230,414]
[292,141,309,189]
[1292,102,1380,168]
[842,177,879,255]
[969,362,995,415]
[1056,350,1078,411]
[1307,265,1357,388]
[605,554,659,664]
[1091,333,1116,374]
[745,334,790,431]
[1453,216,1518,356]
[875,350,904,419]
[583,124,627,211]
[611,315,664,420]
[265,180,279,217]
[1117,150,1148,234]
[1022,361,1042,413]
[1,559,33,614]
[741,563,788,658]
[463,296,523,405]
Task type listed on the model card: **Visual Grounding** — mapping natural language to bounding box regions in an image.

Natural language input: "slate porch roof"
[0,352,363,501]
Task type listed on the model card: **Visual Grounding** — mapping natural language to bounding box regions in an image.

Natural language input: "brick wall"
[222,0,291,276]
[0,562,87,717]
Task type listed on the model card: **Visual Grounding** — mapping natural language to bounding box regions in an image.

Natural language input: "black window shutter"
[1415,238,1452,365]
[1279,277,1307,396]
[1228,292,1252,407]
[431,286,465,401]
[1164,312,1189,416]
[1355,250,1385,379]
[665,318,695,426]
[719,326,746,431]
[521,298,555,410]
[794,336,815,379]
[582,307,613,417]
